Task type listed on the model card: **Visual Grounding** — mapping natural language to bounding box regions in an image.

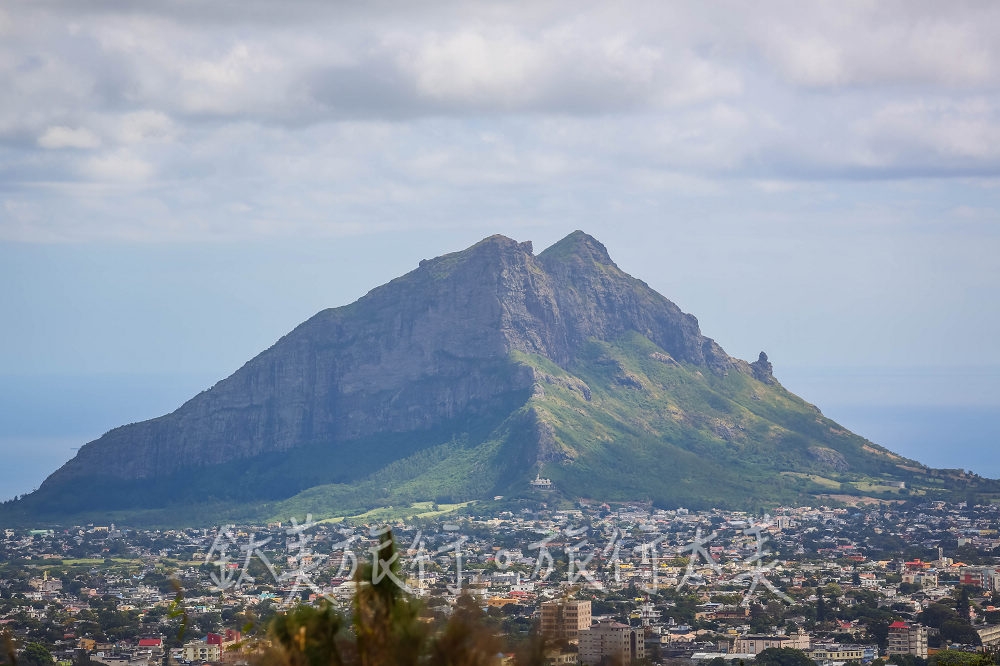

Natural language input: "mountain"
[8,231,996,525]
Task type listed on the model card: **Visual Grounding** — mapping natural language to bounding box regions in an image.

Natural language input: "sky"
[1,1,999,500]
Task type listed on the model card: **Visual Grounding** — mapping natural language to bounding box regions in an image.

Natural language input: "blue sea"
[821,404,1000,478]
[0,372,217,502]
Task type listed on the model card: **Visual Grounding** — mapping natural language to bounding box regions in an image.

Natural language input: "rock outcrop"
[750,351,776,384]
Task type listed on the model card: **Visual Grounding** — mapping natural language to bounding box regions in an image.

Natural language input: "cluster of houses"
[3,499,1000,665]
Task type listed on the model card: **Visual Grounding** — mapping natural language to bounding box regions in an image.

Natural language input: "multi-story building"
[541,600,592,642]
[734,631,810,655]
[579,621,645,666]
[977,625,1000,650]
[182,640,222,662]
[544,650,579,665]
[808,644,866,664]
[902,570,938,588]
[888,621,927,658]
[960,567,1000,591]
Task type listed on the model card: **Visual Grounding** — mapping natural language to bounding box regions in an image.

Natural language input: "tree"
[824,583,843,599]
[887,655,927,666]
[816,588,827,623]
[868,621,890,652]
[940,620,980,646]
[930,650,992,666]
[755,648,817,666]
[19,642,55,666]
[428,595,502,666]
[259,529,527,666]
[352,531,425,666]
[268,602,347,666]
[2,631,16,666]
[955,587,972,624]
[920,604,959,629]
[196,611,223,635]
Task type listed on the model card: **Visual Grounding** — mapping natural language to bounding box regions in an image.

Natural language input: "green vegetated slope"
[513,333,891,507]
[520,332,997,509]
[267,331,987,521]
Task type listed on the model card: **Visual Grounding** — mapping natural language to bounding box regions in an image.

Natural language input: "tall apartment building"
[888,621,928,658]
[540,599,592,642]
[578,621,645,666]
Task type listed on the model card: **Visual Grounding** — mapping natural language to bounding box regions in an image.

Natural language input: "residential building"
[809,644,866,663]
[541,600,592,642]
[544,649,579,665]
[902,570,938,588]
[977,625,1000,650]
[531,474,553,490]
[579,621,645,666]
[960,567,1000,591]
[888,621,927,659]
[734,631,810,655]
[182,640,222,662]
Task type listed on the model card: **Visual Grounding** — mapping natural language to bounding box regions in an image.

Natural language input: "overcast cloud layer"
[2,1,1000,241]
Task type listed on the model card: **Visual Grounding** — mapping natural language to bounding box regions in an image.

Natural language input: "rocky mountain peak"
[415,233,534,279]
[538,229,616,268]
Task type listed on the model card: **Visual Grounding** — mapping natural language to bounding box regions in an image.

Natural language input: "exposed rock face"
[535,233,732,372]
[750,351,776,384]
[808,446,850,472]
[40,231,736,487]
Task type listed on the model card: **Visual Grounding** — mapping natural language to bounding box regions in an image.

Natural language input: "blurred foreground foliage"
[254,530,546,666]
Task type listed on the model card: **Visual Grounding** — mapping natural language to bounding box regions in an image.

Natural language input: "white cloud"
[83,150,154,182]
[38,126,101,149]
[749,2,1000,89]
[115,111,178,144]
[752,180,802,194]
[769,33,846,87]
[856,98,1000,165]
[409,30,540,105]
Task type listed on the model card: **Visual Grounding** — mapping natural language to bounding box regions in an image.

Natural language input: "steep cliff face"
[534,232,732,371]
[21,229,982,524]
[41,231,732,487]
